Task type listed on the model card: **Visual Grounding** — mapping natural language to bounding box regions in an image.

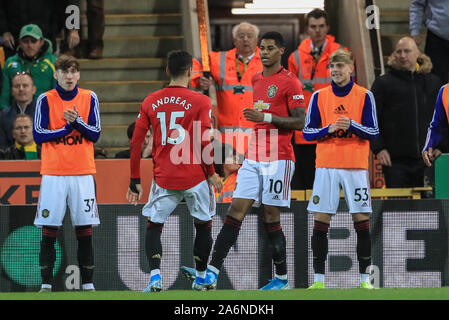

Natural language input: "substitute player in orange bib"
[422,83,449,166]
[182,31,305,291]
[33,54,101,292]
[303,49,379,289]
[126,50,222,292]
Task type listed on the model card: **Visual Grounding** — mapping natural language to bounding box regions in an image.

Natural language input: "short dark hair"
[167,50,192,78]
[306,8,329,26]
[127,122,136,140]
[213,143,237,177]
[126,121,152,140]
[260,31,285,48]
[55,54,80,71]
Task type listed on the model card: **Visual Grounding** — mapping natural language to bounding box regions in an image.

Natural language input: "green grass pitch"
[0,287,449,300]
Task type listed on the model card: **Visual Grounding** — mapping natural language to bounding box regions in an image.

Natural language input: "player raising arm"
[126,50,222,292]
[422,84,449,167]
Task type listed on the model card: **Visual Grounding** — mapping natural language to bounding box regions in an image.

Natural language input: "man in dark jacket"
[0,72,36,148]
[371,37,443,188]
[0,113,40,159]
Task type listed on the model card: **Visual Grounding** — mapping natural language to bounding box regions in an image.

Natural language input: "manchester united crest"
[267,85,278,98]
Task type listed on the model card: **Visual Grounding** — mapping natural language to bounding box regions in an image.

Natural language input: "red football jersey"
[247,67,305,161]
[133,85,214,190]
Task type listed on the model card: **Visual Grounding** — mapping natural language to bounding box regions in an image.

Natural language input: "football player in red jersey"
[181,32,305,290]
[126,50,222,292]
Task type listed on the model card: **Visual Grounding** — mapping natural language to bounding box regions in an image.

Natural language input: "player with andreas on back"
[33,54,101,293]
[181,31,306,291]
[126,50,223,292]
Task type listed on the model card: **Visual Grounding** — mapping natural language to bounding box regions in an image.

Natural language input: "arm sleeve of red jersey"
[201,137,215,177]
[199,96,215,177]
[130,124,147,179]
[287,78,306,111]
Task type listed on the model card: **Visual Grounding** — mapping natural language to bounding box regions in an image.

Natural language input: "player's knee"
[227,202,247,221]
[312,220,330,237]
[194,218,212,228]
[354,219,370,235]
[146,219,164,232]
[75,225,93,239]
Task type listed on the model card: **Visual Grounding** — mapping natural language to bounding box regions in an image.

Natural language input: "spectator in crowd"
[0,24,56,109]
[0,114,40,159]
[190,21,263,155]
[114,122,153,159]
[422,83,449,167]
[0,0,61,59]
[288,8,347,190]
[371,37,442,188]
[0,72,36,148]
[62,0,105,59]
[214,143,240,203]
[410,0,449,83]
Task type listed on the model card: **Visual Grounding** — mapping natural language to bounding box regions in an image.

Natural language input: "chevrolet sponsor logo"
[254,100,271,111]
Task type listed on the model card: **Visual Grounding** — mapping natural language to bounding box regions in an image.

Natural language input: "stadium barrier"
[0,200,447,292]
[0,160,153,205]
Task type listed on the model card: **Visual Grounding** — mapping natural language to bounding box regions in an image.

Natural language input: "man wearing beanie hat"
[0,24,56,109]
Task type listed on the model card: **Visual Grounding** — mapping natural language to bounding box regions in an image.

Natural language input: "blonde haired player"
[303,49,379,289]
[33,54,101,292]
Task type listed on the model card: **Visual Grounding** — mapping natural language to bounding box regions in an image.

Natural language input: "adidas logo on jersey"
[272,195,280,200]
[362,202,369,207]
[334,104,347,115]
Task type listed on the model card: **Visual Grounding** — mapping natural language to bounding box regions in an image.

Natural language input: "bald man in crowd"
[370,37,443,188]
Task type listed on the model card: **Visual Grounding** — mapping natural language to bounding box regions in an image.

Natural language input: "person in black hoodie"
[371,37,443,188]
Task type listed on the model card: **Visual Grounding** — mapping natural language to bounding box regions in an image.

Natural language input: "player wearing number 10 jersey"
[181,32,305,291]
[126,50,222,292]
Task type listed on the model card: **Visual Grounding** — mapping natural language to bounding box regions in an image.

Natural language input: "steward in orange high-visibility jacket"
[190,22,263,155]
[287,8,348,190]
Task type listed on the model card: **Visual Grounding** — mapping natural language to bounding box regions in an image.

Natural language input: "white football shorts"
[307,167,372,214]
[142,179,216,223]
[232,159,295,208]
[35,175,100,227]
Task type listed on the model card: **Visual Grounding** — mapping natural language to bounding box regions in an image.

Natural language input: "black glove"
[129,178,141,193]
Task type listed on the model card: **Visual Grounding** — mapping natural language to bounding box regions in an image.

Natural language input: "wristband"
[129,178,141,193]
[263,113,272,123]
